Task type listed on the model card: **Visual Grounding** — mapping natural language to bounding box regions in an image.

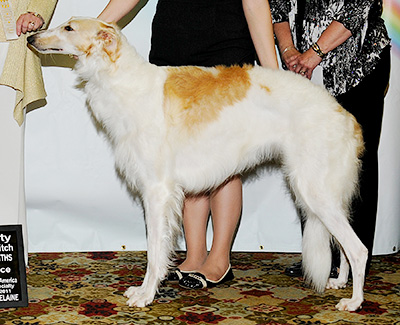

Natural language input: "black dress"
[149,0,256,67]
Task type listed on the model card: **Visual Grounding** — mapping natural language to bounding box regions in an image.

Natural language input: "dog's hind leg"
[302,215,351,292]
[124,183,184,307]
[325,219,367,311]
[326,245,350,290]
[287,157,366,310]
[301,201,367,311]
[284,120,366,310]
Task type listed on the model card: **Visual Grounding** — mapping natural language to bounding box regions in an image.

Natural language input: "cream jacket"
[0,0,57,125]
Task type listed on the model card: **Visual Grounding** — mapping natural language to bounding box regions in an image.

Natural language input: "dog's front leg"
[124,184,183,307]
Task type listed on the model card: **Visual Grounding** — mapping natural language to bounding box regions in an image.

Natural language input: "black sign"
[0,225,28,308]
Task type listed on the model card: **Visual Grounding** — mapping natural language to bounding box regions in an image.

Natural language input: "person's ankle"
[178,259,205,272]
[197,260,231,282]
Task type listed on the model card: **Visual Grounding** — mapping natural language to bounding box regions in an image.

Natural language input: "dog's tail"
[302,214,332,293]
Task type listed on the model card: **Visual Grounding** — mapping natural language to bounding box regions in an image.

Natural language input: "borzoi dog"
[28,18,368,311]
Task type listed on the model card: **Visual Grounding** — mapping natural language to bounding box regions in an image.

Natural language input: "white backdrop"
[25,0,400,255]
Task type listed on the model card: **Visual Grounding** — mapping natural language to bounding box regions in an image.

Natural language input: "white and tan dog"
[28,18,368,311]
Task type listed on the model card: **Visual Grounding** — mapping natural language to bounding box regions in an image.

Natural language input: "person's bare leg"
[195,176,242,281]
[177,195,210,271]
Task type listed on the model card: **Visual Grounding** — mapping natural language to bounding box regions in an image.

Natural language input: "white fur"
[28,18,368,311]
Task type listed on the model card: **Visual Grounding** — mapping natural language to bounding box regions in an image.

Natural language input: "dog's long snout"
[27,33,42,53]
[27,33,43,48]
[27,31,65,54]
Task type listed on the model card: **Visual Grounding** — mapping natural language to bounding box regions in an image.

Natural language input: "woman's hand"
[16,12,44,36]
[286,48,322,79]
[281,46,301,70]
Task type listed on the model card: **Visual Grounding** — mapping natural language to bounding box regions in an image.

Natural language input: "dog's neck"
[75,40,146,79]
[75,40,166,146]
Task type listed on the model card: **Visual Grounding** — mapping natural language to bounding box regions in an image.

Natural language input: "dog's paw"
[326,278,347,290]
[336,298,363,312]
[124,286,155,307]
[126,291,155,307]
[124,286,142,298]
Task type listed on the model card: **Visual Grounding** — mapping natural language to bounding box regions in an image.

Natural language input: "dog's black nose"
[27,35,35,45]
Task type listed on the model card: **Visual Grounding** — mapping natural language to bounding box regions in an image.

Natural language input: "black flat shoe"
[285,261,303,277]
[284,261,339,278]
[179,266,234,289]
[166,268,192,282]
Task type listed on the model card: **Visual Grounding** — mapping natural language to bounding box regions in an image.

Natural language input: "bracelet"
[282,46,295,55]
[27,11,45,26]
[311,42,326,58]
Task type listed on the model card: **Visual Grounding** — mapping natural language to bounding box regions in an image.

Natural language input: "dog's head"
[28,17,121,61]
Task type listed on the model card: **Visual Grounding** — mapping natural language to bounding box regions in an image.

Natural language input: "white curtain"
[25,0,400,255]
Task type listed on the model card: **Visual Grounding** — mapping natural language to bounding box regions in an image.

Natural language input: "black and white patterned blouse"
[269,0,391,96]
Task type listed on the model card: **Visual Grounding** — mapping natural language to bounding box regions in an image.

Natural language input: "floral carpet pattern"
[1,251,399,324]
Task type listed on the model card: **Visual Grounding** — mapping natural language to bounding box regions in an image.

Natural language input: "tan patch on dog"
[353,118,364,158]
[163,65,251,130]
[261,85,271,93]
[336,105,364,158]
[74,20,121,62]
[96,27,121,63]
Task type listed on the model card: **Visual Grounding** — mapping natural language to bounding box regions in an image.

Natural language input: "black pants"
[334,45,391,271]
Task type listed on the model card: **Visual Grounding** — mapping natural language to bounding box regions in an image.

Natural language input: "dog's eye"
[64,25,74,31]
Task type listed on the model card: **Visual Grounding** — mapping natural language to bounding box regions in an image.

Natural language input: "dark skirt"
[149,0,256,67]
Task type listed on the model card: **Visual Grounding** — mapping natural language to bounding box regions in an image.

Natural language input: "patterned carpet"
[1,251,399,324]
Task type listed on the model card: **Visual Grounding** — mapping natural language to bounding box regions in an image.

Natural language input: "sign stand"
[0,225,28,308]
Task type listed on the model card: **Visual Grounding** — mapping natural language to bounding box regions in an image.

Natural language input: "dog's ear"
[96,25,120,62]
